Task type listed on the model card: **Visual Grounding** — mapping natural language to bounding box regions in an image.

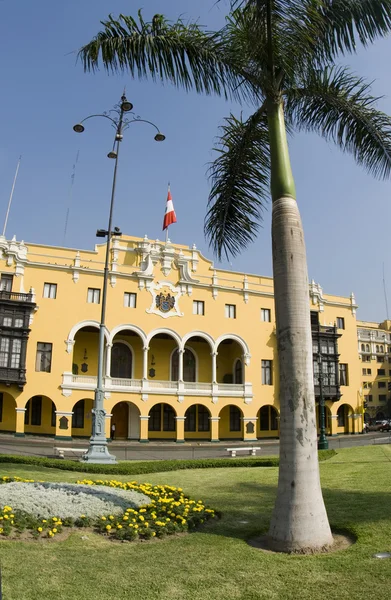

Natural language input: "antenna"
[63,150,79,245]
[2,155,22,237]
[383,262,389,320]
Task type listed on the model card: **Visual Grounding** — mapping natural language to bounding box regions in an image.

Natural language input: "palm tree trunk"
[267,100,333,553]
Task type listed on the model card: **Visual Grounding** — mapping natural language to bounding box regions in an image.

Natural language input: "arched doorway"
[111,401,140,439]
[216,338,246,385]
[218,404,243,439]
[337,404,353,434]
[71,398,93,437]
[24,395,56,435]
[171,347,196,382]
[257,405,279,437]
[111,342,132,378]
[184,404,211,439]
[148,403,176,439]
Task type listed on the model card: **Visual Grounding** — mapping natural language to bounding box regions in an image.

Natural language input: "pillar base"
[14,432,25,438]
[211,439,220,443]
[176,440,185,444]
[139,439,149,444]
[54,435,73,441]
[82,440,117,464]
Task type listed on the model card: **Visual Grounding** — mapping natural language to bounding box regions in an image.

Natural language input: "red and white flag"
[162,185,177,231]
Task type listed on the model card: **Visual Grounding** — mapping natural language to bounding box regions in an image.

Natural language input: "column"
[175,416,186,443]
[139,415,150,443]
[142,346,149,380]
[105,343,112,378]
[353,413,362,435]
[211,351,218,383]
[242,417,258,442]
[329,415,338,436]
[105,413,113,441]
[54,411,73,440]
[178,349,184,381]
[209,416,220,443]
[14,408,26,437]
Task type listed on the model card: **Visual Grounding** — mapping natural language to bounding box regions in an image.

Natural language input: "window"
[148,405,161,431]
[361,344,365,352]
[376,345,379,353]
[229,406,241,432]
[0,338,9,367]
[339,363,348,386]
[184,405,210,432]
[0,393,3,422]
[10,339,21,368]
[124,292,137,308]
[0,337,21,369]
[111,343,132,379]
[2,317,12,327]
[337,405,346,427]
[72,400,85,429]
[380,345,384,352]
[35,343,52,372]
[0,274,13,292]
[198,405,210,431]
[261,308,271,322]
[262,360,273,385]
[366,344,370,352]
[14,317,23,328]
[362,355,371,362]
[163,404,175,431]
[193,300,205,316]
[363,381,371,389]
[377,369,385,376]
[362,368,372,375]
[234,359,243,384]
[336,317,345,329]
[87,288,100,304]
[259,406,279,431]
[184,405,196,432]
[377,356,385,363]
[225,304,236,319]
[43,283,57,299]
[51,402,56,428]
[171,348,196,382]
[367,395,373,403]
[25,396,42,426]
[379,395,387,402]
[378,381,386,388]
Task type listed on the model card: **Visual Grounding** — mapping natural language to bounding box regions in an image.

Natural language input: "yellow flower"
[109,515,114,521]
[52,517,58,522]
[3,515,8,520]
[105,525,112,531]
[101,516,106,521]
[122,515,128,521]
[117,524,122,529]
[139,515,144,522]
[37,527,43,532]
[152,532,156,537]
[42,519,47,523]
[80,515,85,518]
[52,528,57,533]
[48,531,54,538]
[10,514,14,518]
[0,528,3,533]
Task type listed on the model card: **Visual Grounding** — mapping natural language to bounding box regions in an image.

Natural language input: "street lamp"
[317,348,329,450]
[73,93,165,464]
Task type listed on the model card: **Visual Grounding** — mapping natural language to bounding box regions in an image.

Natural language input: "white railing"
[61,373,251,397]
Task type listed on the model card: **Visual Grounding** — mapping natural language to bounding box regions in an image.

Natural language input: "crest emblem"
[156,292,175,313]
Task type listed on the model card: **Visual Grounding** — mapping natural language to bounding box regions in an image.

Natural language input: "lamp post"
[73,93,165,464]
[317,349,329,450]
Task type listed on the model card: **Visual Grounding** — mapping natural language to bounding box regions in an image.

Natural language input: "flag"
[162,185,177,231]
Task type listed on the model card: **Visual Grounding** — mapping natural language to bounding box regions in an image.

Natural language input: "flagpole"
[2,156,22,237]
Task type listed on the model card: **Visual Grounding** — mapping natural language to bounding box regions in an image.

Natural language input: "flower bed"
[0,476,217,541]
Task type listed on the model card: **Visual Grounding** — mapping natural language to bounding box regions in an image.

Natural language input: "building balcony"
[0,291,34,303]
[0,366,26,389]
[61,372,253,399]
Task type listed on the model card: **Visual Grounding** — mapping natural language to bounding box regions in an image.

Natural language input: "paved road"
[0,431,389,462]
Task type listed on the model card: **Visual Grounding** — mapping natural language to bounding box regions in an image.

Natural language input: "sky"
[0,0,390,323]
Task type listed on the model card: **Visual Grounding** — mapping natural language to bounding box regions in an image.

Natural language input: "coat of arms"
[156,292,175,313]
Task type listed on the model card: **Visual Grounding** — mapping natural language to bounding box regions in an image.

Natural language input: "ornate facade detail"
[243,275,249,304]
[309,279,325,312]
[146,280,183,319]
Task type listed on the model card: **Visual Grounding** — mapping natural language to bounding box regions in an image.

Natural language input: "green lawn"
[0,446,391,600]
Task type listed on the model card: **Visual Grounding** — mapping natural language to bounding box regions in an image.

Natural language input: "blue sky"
[0,0,390,322]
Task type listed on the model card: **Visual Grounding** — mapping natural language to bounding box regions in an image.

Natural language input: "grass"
[0,446,390,600]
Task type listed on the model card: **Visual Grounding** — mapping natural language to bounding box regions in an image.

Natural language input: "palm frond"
[285,66,391,179]
[285,1,391,67]
[205,108,270,260]
[78,11,244,99]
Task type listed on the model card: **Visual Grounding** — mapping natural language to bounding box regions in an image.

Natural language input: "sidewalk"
[0,431,389,461]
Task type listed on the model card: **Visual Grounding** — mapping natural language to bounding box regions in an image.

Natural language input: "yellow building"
[357,319,391,422]
[0,234,364,443]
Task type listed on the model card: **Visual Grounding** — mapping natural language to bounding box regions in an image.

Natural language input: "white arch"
[109,324,147,347]
[146,327,182,347]
[182,331,215,352]
[214,333,250,357]
[169,345,198,381]
[67,320,109,346]
[111,339,135,378]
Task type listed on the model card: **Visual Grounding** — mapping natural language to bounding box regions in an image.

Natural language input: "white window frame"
[87,288,101,304]
[336,317,345,330]
[225,304,236,319]
[0,274,13,292]
[193,300,205,316]
[43,283,57,299]
[261,308,271,322]
[124,292,137,308]
[35,342,52,373]
[261,360,273,385]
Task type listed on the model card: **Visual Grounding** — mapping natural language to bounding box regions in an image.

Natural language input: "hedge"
[0,449,336,476]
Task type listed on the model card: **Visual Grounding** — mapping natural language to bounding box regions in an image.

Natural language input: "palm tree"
[79,1,391,552]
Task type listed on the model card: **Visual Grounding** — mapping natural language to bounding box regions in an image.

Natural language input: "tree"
[79,1,391,552]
